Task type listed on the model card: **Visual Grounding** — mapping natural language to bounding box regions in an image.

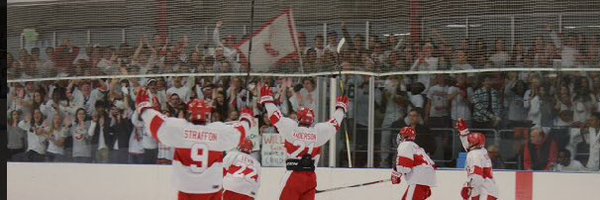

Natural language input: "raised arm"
[259,85,297,134]
[340,22,356,50]
[314,96,348,141]
[135,88,191,147]
[133,37,144,61]
[138,108,191,147]
[213,21,225,48]
[456,118,471,151]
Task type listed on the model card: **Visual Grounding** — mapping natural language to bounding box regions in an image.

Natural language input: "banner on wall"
[261,133,286,167]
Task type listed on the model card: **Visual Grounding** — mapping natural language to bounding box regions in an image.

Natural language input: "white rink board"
[532,172,600,200]
[7,162,599,200]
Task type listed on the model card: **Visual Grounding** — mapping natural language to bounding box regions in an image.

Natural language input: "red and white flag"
[236,9,303,72]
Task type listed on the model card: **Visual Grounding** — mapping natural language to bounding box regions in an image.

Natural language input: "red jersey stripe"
[149,116,165,142]
[397,156,415,168]
[174,148,225,168]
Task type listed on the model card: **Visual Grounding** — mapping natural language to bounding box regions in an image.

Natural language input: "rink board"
[7,162,600,200]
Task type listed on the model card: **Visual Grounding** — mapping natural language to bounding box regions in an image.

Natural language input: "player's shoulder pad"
[397,141,418,151]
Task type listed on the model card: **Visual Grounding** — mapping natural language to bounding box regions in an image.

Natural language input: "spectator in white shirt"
[39,87,67,123]
[489,39,510,68]
[96,47,117,74]
[379,77,409,167]
[325,31,338,53]
[560,34,581,68]
[19,109,48,162]
[71,80,94,115]
[88,79,110,116]
[554,149,587,172]
[129,111,146,164]
[167,76,192,103]
[410,42,438,89]
[213,21,238,62]
[452,50,474,72]
[584,113,600,170]
[41,47,55,76]
[426,74,450,128]
[46,114,68,162]
[572,78,597,124]
[448,74,473,125]
[289,78,318,114]
[70,108,93,163]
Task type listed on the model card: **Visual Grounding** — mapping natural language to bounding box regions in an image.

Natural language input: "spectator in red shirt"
[522,127,559,170]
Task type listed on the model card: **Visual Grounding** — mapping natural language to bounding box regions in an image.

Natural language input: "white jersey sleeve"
[458,128,470,151]
[264,102,298,135]
[313,108,345,146]
[223,151,261,198]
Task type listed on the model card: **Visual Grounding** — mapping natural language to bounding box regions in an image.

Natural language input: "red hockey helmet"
[187,99,213,125]
[238,138,254,154]
[467,132,486,150]
[399,126,417,141]
[297,107,315,126]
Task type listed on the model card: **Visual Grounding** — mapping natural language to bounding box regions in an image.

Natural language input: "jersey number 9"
[190,143,209,173]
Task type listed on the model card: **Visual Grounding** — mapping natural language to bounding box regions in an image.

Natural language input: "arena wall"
[7,162,600,200]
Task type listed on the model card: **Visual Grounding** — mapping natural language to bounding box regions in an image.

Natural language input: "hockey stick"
[335,37,353,168]
[316,179,391,193]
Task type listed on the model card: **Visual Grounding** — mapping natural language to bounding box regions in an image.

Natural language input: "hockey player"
[135,89,255,200]
[259,85,349,200]
[223,138,262,200]
[391,126,437,200]
[456,119,499,200]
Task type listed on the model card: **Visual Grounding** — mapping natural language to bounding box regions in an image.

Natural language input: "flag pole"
[245,0,255,87]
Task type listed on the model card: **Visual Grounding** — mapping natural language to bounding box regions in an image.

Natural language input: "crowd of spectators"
[6,21,600,172]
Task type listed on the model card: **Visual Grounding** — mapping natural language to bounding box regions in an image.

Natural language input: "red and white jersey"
[465,148,499,197]
[223,151,261,198]
[139,109,248,194]
[395,141,437,186]
[264,103,344,165]
[459,134,499,197]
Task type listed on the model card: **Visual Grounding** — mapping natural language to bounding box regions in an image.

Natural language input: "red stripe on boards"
[515,171,533,200]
